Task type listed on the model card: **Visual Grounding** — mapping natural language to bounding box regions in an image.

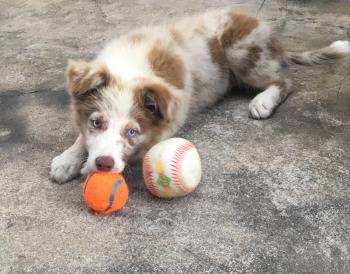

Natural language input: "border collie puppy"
[50,8,350,183]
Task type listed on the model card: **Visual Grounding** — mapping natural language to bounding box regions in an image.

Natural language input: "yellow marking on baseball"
[143,138,202,198]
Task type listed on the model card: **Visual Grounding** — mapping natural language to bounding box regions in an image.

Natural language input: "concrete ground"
[1,0,350,273]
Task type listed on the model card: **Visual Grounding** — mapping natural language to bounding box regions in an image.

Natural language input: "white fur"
[85,128,125,173]
[50,135,86,183]
[97,40,154,82]
[249,85,281,119]
[84,90,135,173]
[330,40,350,55]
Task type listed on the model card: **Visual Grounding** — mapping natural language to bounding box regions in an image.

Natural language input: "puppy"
[50,8,350,183]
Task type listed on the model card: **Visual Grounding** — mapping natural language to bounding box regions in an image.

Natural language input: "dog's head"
[66,59,179,173]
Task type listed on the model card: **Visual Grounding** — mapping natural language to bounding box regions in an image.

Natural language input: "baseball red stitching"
[170,141,194,193]
[143,153,160,197]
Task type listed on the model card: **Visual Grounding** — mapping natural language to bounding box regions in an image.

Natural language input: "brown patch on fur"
[133,81,177,123]
[128,32,145,43]
[148,46,185,90]
[208,37,228,77]
[70,87,124,133]
[67,60,125,131]
[220,13,259,48]
[123,122,139,146]
[66,60,112,96]
[237,46,262,76]
[130,80,178,148]
[66,60,89,84]
[70,89,104,132]
[268,33,284,58]
[248,46,262,64]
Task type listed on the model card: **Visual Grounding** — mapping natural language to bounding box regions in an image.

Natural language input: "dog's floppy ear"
[66,59,111,97]
[141,85,178,122]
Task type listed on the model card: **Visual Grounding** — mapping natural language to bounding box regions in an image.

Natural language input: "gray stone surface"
[1,0,350,273]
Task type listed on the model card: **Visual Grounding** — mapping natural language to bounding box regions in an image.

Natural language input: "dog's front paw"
[50,151,83,183]
[249,87,281,119]
[80,161,89,178]
[249,96,274,120]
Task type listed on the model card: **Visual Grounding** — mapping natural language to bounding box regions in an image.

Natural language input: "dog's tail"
[286,40,350,66]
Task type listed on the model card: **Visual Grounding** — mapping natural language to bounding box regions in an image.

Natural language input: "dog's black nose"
[95,156,115,171]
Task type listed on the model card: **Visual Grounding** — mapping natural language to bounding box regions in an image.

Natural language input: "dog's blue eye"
[127,129,137,137]
[91,119,102,129]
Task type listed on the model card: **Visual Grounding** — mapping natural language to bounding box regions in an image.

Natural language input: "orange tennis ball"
[83,172,128,216]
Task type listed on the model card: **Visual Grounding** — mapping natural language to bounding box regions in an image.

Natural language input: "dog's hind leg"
[50,134,87,183]
[217,12,292,119]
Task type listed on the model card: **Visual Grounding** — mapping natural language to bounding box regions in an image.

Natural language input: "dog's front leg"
[50,134,87,183]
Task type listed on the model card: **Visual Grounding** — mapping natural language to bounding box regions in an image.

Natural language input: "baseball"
[143,138,202,198]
